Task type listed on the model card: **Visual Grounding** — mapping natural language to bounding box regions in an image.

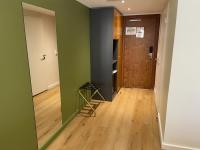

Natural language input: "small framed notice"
[125,27,137,35]
[136,27,144,38]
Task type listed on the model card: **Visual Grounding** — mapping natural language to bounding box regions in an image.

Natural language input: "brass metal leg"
[90,89,106,102]
[78,90,96,117]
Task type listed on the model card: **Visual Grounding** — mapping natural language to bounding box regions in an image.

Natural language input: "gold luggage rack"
[78,82,105,117]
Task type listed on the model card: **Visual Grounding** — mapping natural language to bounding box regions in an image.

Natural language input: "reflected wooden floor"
[47,88,161,150]
[33,86,62,146]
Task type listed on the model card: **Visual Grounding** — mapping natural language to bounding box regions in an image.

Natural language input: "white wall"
[155,2,168,112]
[24,10,60,95]
[42,14,60,89]
[164,0,200,149]
[154,0,178,135]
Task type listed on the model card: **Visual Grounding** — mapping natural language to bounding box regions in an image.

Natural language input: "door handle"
[40,54,46,61]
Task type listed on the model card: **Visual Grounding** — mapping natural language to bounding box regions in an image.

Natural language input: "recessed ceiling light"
[128,8,131,11]
[121,0,125,3]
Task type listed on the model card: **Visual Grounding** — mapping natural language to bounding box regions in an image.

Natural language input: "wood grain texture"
[113,9,123,91]
[123,15,160,89]
[47,88,161,150]
[33,86,62,146]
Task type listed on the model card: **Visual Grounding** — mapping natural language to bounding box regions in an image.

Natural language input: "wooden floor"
[47,88,161,150]
[33,86,62,146]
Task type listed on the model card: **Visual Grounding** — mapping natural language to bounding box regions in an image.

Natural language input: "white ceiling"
[76,0,168,15]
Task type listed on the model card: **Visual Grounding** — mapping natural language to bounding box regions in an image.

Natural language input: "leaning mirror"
[22,3,62,147]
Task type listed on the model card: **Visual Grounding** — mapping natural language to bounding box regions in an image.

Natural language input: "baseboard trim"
[47,81,60,90]
[157,113,164,143]
[162,143,200,150]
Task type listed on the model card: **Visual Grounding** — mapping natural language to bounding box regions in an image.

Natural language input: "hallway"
[47,88,161,150]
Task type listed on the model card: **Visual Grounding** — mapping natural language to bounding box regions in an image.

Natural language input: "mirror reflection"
[22,3,62,147]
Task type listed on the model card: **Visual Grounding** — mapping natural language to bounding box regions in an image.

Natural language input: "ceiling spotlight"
[121,0,125,3]
[128,8,131,11]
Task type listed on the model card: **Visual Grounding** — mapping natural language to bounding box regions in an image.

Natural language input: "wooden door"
[123,15,160,89]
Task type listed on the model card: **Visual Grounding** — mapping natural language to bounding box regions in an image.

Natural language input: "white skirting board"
[162,143,200,150]
[157,113,164,145]
[157,113,200,150]
[47,81,60,90]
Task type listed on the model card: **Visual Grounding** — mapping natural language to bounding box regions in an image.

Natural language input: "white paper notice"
[136,27,144,38]
[126,27,137,35]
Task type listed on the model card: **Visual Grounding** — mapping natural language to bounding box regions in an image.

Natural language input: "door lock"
[148,46,153,59]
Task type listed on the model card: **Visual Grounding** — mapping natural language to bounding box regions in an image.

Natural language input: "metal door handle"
[40,54,46,61]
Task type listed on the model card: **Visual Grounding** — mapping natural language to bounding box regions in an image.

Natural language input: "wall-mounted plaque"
[126,27,137,35]
[136,27,144,38]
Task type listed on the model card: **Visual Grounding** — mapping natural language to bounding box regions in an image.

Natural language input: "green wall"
[0,0,90,150]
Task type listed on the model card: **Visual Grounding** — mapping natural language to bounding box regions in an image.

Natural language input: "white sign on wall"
[125,27,137,35]
[136,27,144,38]
[126,27,145,38]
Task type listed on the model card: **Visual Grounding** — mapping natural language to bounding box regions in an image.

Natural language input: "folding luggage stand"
[78,82,105,117]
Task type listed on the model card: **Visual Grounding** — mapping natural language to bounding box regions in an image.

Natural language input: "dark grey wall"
[90,8,114,100]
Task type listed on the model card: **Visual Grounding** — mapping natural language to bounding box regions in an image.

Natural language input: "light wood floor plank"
[33,86,62,146]
[47,88,161,150]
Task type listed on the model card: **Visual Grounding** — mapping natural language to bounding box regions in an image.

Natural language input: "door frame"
[22,2,55,16]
